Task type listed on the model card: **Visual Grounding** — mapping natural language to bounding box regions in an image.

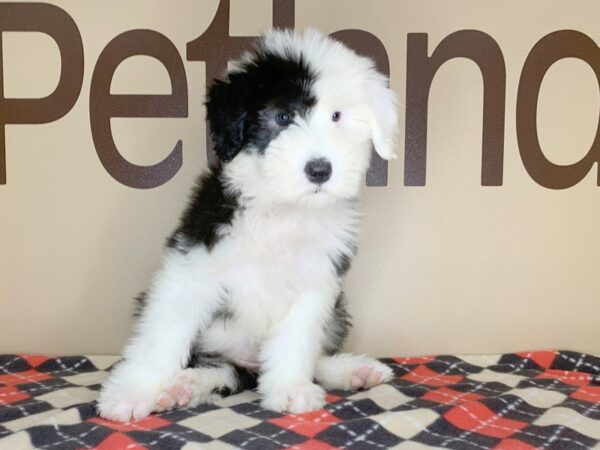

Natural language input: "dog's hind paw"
[155,366,238,412]
[155,375,194,411]
[315,353,393,391]
[350,363,392,389]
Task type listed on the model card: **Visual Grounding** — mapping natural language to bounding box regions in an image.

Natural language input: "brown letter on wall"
[186,0,258,167]
[187,0,295,166]
[405,31,506,186]
[517,30,600,189]
[0,3,83,184]
[90,30,187,189]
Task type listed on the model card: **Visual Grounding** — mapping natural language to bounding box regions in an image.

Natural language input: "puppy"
[98,28,399,422]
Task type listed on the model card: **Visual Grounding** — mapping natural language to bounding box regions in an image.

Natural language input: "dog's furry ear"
[205,79,248,162]
[366,73,399,160]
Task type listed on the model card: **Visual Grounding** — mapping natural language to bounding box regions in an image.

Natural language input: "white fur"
[98,28,399,422]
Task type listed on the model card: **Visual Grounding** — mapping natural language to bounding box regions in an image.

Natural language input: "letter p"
[0,3,83,184]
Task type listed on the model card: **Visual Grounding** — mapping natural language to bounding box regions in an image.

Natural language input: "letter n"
[405,31,506,186]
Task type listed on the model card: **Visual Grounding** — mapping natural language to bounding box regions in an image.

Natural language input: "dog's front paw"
[261,382,326,414]
[97,385,159,422]
[97,364,165,422]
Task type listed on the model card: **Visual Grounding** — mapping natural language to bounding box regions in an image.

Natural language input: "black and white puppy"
[98,28,399,422]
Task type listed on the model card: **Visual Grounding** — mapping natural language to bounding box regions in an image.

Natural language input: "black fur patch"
[187,348,258,396]
[332,253,352,277]
[187,350,230,369]
[133,291,147,318]
[217,366,258,396]
[206,49,316,162]
[212,304,235,323]
[166,166,238,252]
[323,293,353,355]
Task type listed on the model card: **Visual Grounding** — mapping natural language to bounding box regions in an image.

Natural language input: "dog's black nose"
[304,158,332,184]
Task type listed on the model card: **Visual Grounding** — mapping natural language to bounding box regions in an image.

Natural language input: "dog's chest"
[215,204,357,306]
[220,205,346,297]
[199,202,357,361]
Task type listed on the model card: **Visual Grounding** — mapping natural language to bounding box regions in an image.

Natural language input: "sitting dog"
[98,28,399,422]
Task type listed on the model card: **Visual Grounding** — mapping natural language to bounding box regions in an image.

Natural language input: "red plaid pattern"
[0,351,599,449]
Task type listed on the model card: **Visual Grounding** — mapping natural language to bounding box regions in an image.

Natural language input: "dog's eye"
[332,111,341,122]
[275,113,293,126]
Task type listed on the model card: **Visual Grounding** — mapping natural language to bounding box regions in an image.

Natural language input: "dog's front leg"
[258,290,333,413]
[97,252,222,422]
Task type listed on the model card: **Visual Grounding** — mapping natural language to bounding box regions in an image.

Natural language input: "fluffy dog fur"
[98,28,399,422]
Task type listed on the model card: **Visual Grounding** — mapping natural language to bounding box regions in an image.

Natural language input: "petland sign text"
[0,0,598,189]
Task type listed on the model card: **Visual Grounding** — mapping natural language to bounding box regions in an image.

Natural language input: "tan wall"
[1,0,599,357]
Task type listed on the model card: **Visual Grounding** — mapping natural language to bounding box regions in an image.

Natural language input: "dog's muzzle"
[304,158,332,184]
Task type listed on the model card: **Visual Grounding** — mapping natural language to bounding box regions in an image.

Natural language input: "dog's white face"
[206,29,399,207]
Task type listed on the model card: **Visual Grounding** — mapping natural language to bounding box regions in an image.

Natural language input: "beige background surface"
[1,0,599,356]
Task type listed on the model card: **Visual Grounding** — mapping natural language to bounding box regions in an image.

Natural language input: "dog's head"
[206,28,399,207]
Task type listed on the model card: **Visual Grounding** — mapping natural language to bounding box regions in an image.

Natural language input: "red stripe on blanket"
[0,385,30,404]
[19,355,49,368]
[536,369,592,386]
[571,386,600,403]
[402,365,464,386]
[0,369,52,386]
[269,409,342,438]
[516,351,557,369]
[422,386,484,404]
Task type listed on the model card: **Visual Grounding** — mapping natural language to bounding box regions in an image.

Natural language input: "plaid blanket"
[1,351,600,449]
